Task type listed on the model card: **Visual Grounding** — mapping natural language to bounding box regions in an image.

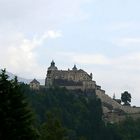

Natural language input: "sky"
[0,0,140,105]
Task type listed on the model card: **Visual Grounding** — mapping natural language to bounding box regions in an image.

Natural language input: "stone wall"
[60,85,83,90]
[104,112,140,123]
[96,89,140,114]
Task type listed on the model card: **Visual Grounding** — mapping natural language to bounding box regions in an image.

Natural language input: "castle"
[45,60,105,93]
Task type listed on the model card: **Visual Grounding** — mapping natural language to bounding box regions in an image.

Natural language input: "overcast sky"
[0,0,140,105]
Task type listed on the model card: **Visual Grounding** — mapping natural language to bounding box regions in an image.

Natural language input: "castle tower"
[72,64,77,71]
[45,60,58,87]
[48,60,58,71]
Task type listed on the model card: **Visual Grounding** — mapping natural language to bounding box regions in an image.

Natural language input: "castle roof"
[78,69,85,72]
[72,64,77,71]
[48,60,58,70]
[30,79,40,84]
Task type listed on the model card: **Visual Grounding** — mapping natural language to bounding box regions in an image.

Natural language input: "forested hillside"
[1,70,140,140]
[22,84,121,140]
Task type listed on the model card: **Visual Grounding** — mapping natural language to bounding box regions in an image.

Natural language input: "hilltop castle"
[45,61,105,93]
[30,60,140,123]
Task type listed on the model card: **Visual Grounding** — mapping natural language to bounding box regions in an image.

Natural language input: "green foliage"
[79,136,87,140]
[115,117,140,140]
[121,91,131,105]
[23,86,121,140]
[0,69,38,140]
[105,123,122,140]
[40,112,68,140]
[1,69,139,140]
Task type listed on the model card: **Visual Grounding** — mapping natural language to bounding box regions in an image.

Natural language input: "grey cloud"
[0,0,89,34]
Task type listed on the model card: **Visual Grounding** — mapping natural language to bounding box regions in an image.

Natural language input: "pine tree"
[0,69,38,140]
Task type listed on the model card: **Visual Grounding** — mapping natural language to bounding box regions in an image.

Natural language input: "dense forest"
[1,70,140,140]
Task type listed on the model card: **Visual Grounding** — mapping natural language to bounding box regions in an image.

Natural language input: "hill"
[6,71,45,85]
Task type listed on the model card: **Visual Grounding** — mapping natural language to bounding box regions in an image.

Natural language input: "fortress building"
[45,61,105,93]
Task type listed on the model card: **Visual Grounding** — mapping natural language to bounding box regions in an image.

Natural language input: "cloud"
[0,0,91,34]
[115,37,140,47]
[57,51,140,72]
[73,54,111,65]
[0,0,90,77]
[113,52,140,71]
[56,52,111,65]
[106,22,139,31]
[34,30,62,45]
[0,30,62,78]
[47,30,62,39]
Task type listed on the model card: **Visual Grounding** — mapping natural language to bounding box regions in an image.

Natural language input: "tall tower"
[45,60,58,87]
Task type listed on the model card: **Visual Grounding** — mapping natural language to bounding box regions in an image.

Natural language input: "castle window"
[47,71,51,74]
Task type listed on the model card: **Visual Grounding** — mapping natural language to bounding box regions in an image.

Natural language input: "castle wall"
[96,89,140,114]
[121,106,140,114]
[83,80,96,90]
[60,85,83,90]
[104,111,140,123]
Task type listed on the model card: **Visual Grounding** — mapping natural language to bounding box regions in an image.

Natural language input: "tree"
[40,112,68,140]
[0,69,38,140]
[121,91,131,106]
[115,117,140,140]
